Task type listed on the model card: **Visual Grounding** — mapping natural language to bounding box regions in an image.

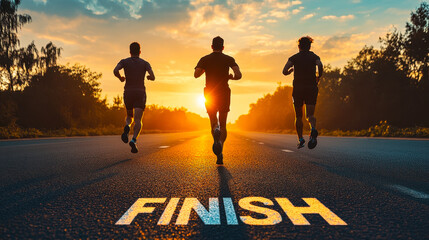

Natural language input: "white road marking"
[388,185,429,199]
[282,149,294,153]
[159,146,170,149]
[259,142,264,145]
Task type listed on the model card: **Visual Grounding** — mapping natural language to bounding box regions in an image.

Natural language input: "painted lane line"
[282,149,294,153]
[388,185,429,199]
[159,146,170,149]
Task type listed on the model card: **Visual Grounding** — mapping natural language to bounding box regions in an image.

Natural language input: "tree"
[0,0,31,91]
[41,42,62,70]
[112,95,123,110]
[18,41,39,82]
[18,64,105,129]
[403,2,429,83]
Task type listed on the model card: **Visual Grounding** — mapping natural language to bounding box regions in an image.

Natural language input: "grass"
[2,121,428,139]
[235,121,429,138]
[320,121,429,138]
[0,124,186,139]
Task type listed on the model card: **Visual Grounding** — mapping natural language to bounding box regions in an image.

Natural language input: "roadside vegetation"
[254,121,429,138]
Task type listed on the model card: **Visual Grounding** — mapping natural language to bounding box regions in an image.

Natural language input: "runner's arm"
[147,68,155,81]
[282,60,293,76]
[316,59,323,84]
[316,59,323,78]
[194,68,205,78]
[113,63,125,82]
[229,66,242,80]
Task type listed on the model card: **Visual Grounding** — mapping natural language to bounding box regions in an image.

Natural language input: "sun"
[197,95,206,108]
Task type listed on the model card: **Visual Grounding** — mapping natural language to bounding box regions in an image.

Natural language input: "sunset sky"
[19,0,420,122]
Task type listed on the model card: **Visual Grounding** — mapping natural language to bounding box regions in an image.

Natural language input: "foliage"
[0,0,32,90]
[0,0,62,91]
[235,85,294,131]
[320,121,429,138]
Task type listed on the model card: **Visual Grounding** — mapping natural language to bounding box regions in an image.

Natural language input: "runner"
[194,36,242,164]
[114,42,155,153]
[283,36,323,149]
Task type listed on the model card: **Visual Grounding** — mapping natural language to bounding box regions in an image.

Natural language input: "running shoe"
[297,138,305,149]
[129,139,138,153]
[121,125,130,143]
[212,127,222,155]
[216,153,223,165]
[308,129,318,149]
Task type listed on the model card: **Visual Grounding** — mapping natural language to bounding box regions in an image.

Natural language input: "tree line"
[236,2,429,132]
[0,0,208,136]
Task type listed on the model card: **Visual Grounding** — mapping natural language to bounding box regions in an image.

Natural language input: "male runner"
[194,36,242,164]
[283,36,323,149]
[114,42,155,153]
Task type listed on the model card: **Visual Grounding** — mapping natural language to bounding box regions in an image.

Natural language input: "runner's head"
[130,42,141,56]
[212,36,224,52]
[298,36,313,51]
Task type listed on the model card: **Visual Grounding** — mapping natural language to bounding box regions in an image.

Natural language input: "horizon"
[18,0,419,122]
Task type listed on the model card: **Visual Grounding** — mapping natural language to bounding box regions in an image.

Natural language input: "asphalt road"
[1,131,428,239]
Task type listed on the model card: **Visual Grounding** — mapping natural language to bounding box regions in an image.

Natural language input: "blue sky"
[19,0,424,121]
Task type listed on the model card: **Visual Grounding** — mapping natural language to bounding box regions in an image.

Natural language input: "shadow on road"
[93,158,132,172]
[0,174,57,195]
[0,172,117,221]
[199,166,249,239]
[217,166,233,197]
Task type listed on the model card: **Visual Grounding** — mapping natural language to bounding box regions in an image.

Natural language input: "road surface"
[1,131,428,239]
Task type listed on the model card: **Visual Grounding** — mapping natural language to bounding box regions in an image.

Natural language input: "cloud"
[385,8,411,16]
[33,0,47,4]
[79,0,108,15]
[269,10,289,19]
[322,14,355,21]
[266,19,278,23]
[301,13,315,20]
[292,6,304,14]
[311,30,388,66]
[269,0,302,10]
[113,0,144,19]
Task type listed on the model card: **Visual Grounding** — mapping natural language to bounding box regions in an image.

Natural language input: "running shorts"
[123,89,146,117]
[204,87,231,114]
[292,86,318,106]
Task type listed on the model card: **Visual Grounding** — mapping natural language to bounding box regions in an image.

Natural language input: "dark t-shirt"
[117,57,152,91]
[288,51,320,87]
[195,52,238,91]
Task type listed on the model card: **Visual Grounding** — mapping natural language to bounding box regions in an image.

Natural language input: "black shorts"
[204,87,231,114]
[123,89,146,117]
[292,86,318,107]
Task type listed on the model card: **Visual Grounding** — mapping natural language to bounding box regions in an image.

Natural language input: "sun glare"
[197,95,206,108]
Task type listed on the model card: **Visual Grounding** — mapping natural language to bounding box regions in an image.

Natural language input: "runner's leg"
[218,111,228,144]
[306,104,318,149]
[294,103,304,139]
[132,108,144,140]
[208,111,219,139]
[121,109,133,143]
[305,104,316,130]
[125,113,133,126]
